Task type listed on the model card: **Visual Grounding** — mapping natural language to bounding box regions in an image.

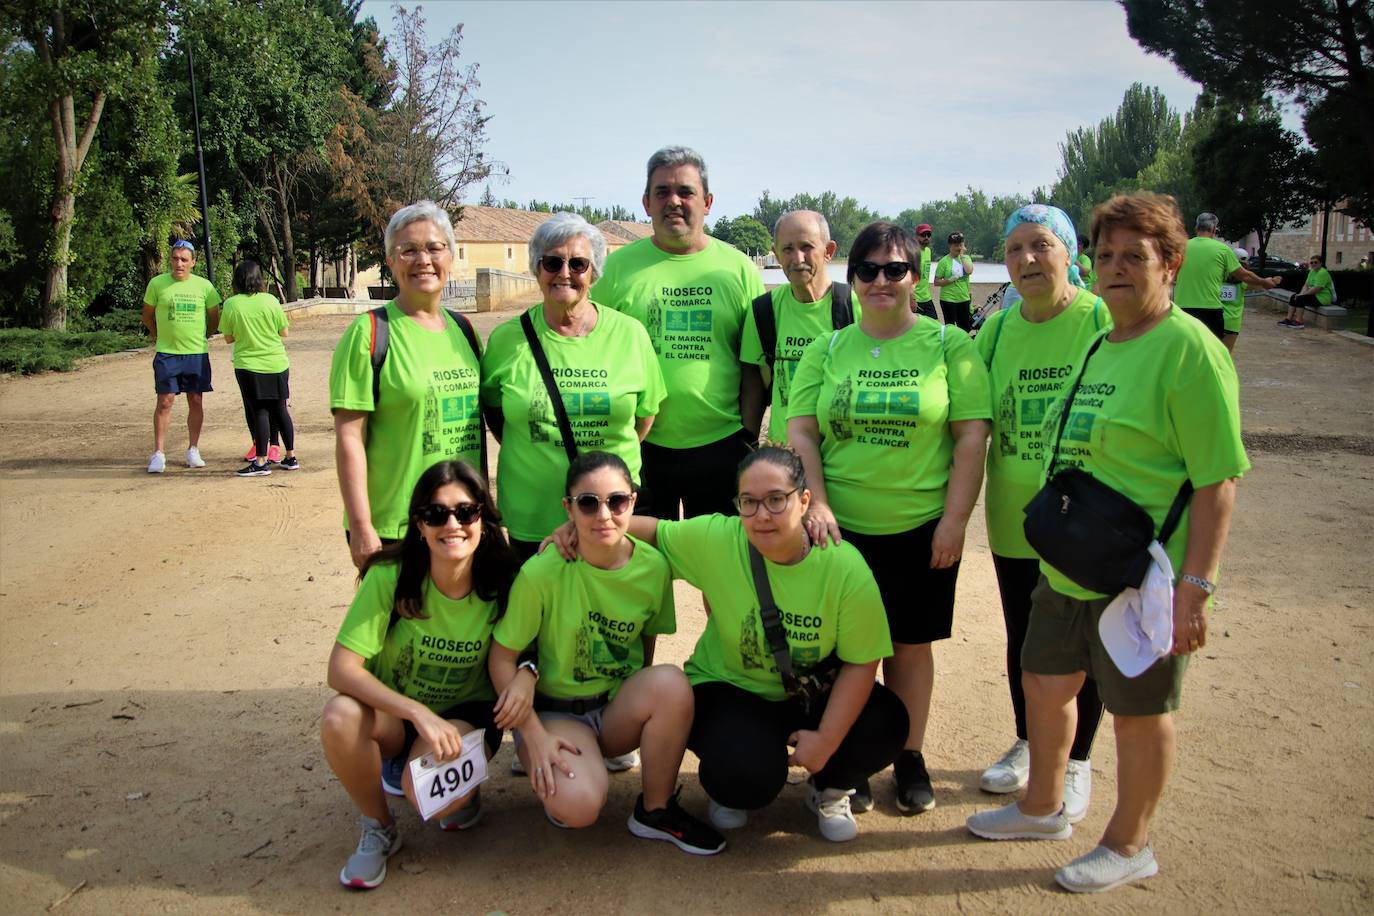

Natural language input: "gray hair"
[644,146,709,195]
[1195,211,1219,230]
[528,212,608,282]
[774,209,831,243]
[384,200,457,258]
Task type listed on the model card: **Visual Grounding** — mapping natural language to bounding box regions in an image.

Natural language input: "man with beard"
[911,223,936,318]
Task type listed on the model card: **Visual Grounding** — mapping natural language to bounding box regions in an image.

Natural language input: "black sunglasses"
[539,255,592,275]
[853,260,913,283]
[416,502,483,526]
[918,232,932,238]
[568,491,634,516]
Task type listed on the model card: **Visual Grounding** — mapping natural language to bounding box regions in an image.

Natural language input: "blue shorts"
[153,353,213,394]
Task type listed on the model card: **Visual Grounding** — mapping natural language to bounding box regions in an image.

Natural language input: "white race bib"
[408,729,489,821]
[1220,284,1238,303]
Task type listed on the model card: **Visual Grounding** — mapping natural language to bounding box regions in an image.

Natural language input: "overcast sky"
[360,1,1208,220]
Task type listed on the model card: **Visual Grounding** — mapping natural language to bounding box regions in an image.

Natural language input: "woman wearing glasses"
[321,459,522,889]
[488,451,724,854]
[1280,253,1335,329]
[482,213,665,562]
[789,221,992,815]
[330,201,486,571]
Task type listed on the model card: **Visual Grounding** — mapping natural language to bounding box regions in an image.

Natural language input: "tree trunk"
[42,187,74,329]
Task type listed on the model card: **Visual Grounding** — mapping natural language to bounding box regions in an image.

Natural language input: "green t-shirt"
[1174,236,1242,312]
[1305,267,1333,306]
[1221,282,1244,333]
[656,514,892,701]
[328,302,484,539]
[740,285,862,443]
[591,237,765,448]
[935,254,973,303]
[480,305,665,542]
[788,318,992,534]
[219,292,289,373]
[1076,253,1096,291]
[1039,305,1250,599]
[493,537,674,699]
[975,289,1109,557]
[143,273,221,355]
[334,561,498,713]
[914,247,934,303]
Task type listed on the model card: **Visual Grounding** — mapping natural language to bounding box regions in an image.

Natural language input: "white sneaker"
[966,801,1072,841]
[604,750,638,772]
[147,451,166,474]
[185,446,206,468]
[806,785,857,842]
[707,797,747,830]
[980,738,1030,794]
[1055,844,1158,893]
[1063,759,1092,824]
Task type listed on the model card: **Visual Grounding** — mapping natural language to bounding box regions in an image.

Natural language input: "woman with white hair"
[482,212,666,562]
[329,201,487,572]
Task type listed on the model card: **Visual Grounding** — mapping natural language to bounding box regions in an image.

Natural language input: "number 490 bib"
[407,729,489,821]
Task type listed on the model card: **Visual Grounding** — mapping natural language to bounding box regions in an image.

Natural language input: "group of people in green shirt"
[317,147,1246,897]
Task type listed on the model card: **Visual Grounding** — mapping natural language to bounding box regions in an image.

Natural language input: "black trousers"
[233,369,294,455]
[639,429,751,520]
[940,299,973,332]
[1182,306,1226,339]
[689,680,908,809]
[992,554,1102,761]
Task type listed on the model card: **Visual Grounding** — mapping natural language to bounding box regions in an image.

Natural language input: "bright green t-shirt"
[219,292,289,373]
[1174,236,1242,312]
[788,318,992,534]
[143,273,221,355]
[976,289,1109,558]
[335,561,498,713]
[1221,282,1244,333]
[1038,305,1250,599]
[914,247,934,303]
[480,305,665,542]
[740,285,861,443]
[656,514,892,702]
[493,537,674,699]
[1305,267,1333,306]
[591,237,765,448]
[935,254,973,303]
[328,302,483,539]
[1076,253,1096,291]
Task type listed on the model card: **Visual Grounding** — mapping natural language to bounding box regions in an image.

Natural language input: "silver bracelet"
[1179,574,1216,595]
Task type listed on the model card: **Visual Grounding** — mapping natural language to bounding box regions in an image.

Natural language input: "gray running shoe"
[1056,844,1158,893]
[966,801,1072,841]
[980,739,1030,793]
[339,815,401,889]
[439,787,482,831]
[707,796,747,830]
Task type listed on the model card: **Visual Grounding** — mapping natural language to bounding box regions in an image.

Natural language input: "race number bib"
[407,729,489,821]
[1219,284,1239,302]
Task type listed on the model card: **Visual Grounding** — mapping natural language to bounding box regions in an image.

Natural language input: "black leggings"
[234,369,295,456]
[992,554,1103,761]
[940,299,973,332]
[688,680,908,809]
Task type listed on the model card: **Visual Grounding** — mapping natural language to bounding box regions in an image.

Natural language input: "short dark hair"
[736,444,805,491]
[565,450,633,496]
[847,222,919,284]
[947,231,965,245]
[232,260,267,295]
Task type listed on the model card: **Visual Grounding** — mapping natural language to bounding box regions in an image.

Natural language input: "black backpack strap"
[829,282,854,329]
[368,305,390,407]
[751,290,777,370]
[1044,332,1107,476]
[748,543,795,681]
[520,310,578,464]
[1157,480,1194,544]
[445,308,481,361]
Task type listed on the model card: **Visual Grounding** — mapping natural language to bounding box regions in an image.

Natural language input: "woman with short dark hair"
[933,231,976,331]
[220,260,296,476]
[1280,253,1334,329]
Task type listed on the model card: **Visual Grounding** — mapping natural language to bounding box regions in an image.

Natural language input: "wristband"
[516,659,540,681]
[1179,574,1215,595]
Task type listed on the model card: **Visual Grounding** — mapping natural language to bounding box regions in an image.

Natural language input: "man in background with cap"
[141,238,221,473]
[911,224,937,318]
[1173,212,1279,347]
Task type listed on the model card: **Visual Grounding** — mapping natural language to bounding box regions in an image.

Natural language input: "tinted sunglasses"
[918,232,932,238]
[568,491,634,516]
[416,502,483,526]
[853,260,913,283]
[172,239,194,251]
[539,255,592,275]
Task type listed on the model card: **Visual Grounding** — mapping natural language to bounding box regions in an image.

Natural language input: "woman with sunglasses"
[788,221,991,815]
[488,451,724,854]
[482,213,665,562]
[321,459,522,890]
[933,231,977,331]
[1280,253,1334,329]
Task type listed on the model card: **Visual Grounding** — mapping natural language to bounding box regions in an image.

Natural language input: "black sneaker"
[236,461,271,477]
[851,777,874,814]
[277,456,300,470]
[894,750,935,814]
[627,788,726,856]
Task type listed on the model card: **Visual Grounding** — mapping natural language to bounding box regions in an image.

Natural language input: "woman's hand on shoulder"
[492,666,536,729]
[545,520,579,562]
[804,501,842,548]
[412,707,465,762]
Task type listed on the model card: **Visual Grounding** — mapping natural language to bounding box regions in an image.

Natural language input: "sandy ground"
[1,296,1371,914]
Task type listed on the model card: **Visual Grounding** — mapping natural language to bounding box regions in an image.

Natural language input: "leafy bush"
[0,328,146,375]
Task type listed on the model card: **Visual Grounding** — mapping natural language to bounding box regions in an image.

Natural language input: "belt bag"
[1023,335,1192,597]
[748,542,841,714]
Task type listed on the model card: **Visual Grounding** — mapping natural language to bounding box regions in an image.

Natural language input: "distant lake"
[759,262,1011,286]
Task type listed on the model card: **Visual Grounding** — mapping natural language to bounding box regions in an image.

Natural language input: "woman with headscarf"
[974,205,1109,823]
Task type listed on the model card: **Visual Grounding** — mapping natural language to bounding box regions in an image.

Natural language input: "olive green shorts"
[1021,577,1189,717]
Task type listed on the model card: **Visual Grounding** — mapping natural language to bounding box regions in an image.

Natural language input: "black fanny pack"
[534,693,609,716]
[748,543,841,714]
[1023,334,1191,596]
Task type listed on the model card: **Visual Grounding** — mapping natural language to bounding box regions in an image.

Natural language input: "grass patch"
[0,328,147,375]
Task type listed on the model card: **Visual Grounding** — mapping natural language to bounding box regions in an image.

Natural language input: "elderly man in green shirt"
[1174,212,1278,350]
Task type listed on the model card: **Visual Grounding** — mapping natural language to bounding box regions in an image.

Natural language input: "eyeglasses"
[918,232,932,239]
[416,502,483,526]
[569,491,634,516]
[734,487,800,517]
[853,261,913,283]
[394,243,451,261]
[539,255,592,275]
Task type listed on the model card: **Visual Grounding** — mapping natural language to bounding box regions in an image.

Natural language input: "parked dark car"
[1246,254,1304,272]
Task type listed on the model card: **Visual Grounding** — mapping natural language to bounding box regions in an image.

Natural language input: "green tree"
[710,215,771,256]
[749,191,881,254]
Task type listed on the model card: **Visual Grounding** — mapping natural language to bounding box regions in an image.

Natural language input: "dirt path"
[1,303,1371,913]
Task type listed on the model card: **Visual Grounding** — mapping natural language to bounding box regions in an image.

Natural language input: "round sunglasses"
[567,491,634,516]
[853,260,913,283]
[416,502,483,526]
[539,255,592,275]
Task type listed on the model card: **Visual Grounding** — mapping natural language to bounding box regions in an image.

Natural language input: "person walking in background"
[933,231,976,332]
[1076,235,1096,292]
[141,238,221,474]
[1280,254,1335,329]
[1174,212,1279,342]
[219,260,297,477]
[912,224,937,318]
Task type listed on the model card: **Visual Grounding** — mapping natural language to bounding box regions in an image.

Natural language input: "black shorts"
[840,517,959,645]
[233,367,290,400]
[401,699,503,759]
[1182,307,1226,339]
[153,352,213,394]
[638,428,751,519]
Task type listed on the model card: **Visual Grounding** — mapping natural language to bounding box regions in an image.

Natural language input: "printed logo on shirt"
[389,631,487,707]
[573,610,641,683]
[647,287,715,361]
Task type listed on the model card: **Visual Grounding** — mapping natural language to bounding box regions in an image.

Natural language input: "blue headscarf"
[1003,203,1085,288]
